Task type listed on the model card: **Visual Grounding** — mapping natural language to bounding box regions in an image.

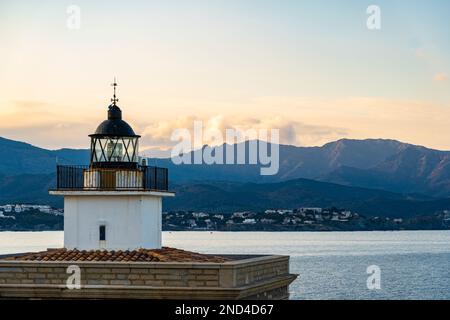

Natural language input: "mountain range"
[2,136,450,216]
[153,139,450,198]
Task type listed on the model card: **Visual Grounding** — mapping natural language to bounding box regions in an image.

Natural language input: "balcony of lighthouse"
[54,164,169,192]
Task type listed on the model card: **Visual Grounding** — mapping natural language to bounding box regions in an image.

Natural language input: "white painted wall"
[63,194,162,250]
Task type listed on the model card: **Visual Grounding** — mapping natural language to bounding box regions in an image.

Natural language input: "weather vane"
[111,77,119,105]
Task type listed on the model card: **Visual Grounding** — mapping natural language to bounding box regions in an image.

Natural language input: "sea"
[0,230,449,300]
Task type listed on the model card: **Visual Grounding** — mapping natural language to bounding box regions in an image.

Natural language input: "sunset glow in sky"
[0,0,449,155]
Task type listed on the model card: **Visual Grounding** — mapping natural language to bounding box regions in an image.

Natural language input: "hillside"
[0,137,89,175]
[2,135,450,216]
[165,179,448,218]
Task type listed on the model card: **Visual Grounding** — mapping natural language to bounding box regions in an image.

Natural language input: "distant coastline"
[1,206,449,232]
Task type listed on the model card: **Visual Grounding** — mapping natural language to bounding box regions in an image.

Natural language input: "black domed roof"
[89,104,140,138]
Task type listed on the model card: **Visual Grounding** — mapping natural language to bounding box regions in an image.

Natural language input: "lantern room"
[89,85,140,169]
[89,104,140,169]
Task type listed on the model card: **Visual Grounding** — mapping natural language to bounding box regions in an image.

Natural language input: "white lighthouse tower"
[50,81,174,250]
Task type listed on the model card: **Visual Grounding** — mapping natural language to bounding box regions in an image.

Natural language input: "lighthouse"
[3,81,297,301]
[50,81,174,250]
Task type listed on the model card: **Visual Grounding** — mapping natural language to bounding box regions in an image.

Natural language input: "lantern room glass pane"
[107,140,123,161]
[91,137,139,163]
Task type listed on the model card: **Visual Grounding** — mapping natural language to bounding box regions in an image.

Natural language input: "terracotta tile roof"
[5,247,229,263]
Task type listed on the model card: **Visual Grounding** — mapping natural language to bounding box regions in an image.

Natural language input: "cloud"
[0,122,94,150]
[0,100,96,149]
[0,100,64,128]
[434,73,448,82]
[12,100,49,110]
[2,96,450,153]
[139,114,348,155]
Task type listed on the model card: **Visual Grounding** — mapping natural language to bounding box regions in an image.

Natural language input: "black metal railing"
[56,165,169,192]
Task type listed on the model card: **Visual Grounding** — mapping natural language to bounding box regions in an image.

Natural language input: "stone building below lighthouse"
[50,81,174,250]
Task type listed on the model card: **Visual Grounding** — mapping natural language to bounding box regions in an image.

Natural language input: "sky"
[0,0,449,155]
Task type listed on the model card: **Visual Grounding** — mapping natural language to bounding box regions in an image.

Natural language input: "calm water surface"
[1,231,449,300]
